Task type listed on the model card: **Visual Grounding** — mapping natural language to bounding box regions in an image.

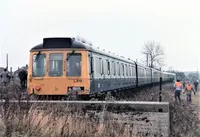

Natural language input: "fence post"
[159,77,162,102]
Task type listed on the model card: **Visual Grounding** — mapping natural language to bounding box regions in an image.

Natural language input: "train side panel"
[90,52,136,94]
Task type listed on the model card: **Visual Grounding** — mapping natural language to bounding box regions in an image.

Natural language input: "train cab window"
[66,53,82,77]
[49,53,63,77]
[32,53,46,77]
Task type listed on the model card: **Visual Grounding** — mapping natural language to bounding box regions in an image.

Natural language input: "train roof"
[162,71,176,75]
[30,37,175,75]
[30,37,137,64]
[31,37,92,51]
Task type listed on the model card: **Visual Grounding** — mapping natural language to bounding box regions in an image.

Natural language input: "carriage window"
[96,58,101,74]
[66,53,82,77]
[122,64,124,76]
[112,61,116,75]
[32,54,46,77]
[101,59,104,74]
[138,68,144,77]
[117,62,120,75]
[146,70,150,77]
[127,65,129,76]
[103,59,107,75]
[130,66,132,76]
[142,69,145,77]
[111,61,114,75]
[138,68,141,77]
[125,64,128,76]
[49,53,63,77]
[107,60,110,75]
[132,66,135,76]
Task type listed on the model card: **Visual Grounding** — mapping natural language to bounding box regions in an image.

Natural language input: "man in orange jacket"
[174,79,182,102]
[184,81,196,104]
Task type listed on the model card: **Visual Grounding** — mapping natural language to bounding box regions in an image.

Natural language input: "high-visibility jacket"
[175,82,182,87]
[185,84,194,94]
[174,82,182,91]
[186,84,193,91]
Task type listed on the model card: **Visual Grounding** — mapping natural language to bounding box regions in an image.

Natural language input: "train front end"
[27,37,91,98]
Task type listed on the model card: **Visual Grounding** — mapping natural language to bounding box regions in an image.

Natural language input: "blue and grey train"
[27,37,176,99]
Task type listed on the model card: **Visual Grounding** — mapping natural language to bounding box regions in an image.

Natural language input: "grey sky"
[0,0,200,71]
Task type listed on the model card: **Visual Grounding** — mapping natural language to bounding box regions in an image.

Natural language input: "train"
[27,37,176,99]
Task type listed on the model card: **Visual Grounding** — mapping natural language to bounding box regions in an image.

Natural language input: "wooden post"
[159,77,162,102]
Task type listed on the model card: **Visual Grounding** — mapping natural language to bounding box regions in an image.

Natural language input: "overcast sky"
[0,0,200,71]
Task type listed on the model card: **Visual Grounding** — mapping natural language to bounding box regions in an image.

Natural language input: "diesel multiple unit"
[27,37,176,98]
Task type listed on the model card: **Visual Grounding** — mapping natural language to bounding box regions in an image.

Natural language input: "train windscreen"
[66,53,82,77]
[49,53,63,77]
[32,54,46,77]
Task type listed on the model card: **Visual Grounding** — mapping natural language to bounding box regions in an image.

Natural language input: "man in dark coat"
[18,68,28,89]
[194,80,199,92]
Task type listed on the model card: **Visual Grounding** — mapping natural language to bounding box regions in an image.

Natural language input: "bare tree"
[141,41,165,68]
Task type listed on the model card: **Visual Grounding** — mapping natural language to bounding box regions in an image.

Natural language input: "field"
[0,82,200,137]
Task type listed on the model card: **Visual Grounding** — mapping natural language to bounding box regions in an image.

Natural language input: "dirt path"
[180,90,200,119]
[192,91,200,120]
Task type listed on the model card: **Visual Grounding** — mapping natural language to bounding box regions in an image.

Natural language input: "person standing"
[184,82,196,104]
[18,68,28,89]
[0,68,10,86]
[183,81,186,89]
[174,79,182,102]
[194,80,199,92]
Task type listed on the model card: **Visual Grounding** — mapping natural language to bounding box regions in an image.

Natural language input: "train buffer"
[0,100,170,136]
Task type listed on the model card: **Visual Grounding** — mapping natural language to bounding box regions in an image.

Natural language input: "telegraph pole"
[6,53,8,69]
[197,57,199,81]
[159,67,162,102]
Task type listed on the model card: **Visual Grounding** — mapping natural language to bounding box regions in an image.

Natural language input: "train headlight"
[35,85,41,91]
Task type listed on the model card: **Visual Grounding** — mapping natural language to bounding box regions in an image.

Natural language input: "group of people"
[174,79,198,104]
[0,67,27,89]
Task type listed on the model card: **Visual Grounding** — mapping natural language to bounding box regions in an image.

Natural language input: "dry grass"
[0,82,200,136]
[161,85,200,137]
[0,103,145,137]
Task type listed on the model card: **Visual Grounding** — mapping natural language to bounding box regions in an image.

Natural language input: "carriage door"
[88,52,94,90]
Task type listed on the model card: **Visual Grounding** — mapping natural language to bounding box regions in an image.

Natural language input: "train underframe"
[27,80,173,101]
